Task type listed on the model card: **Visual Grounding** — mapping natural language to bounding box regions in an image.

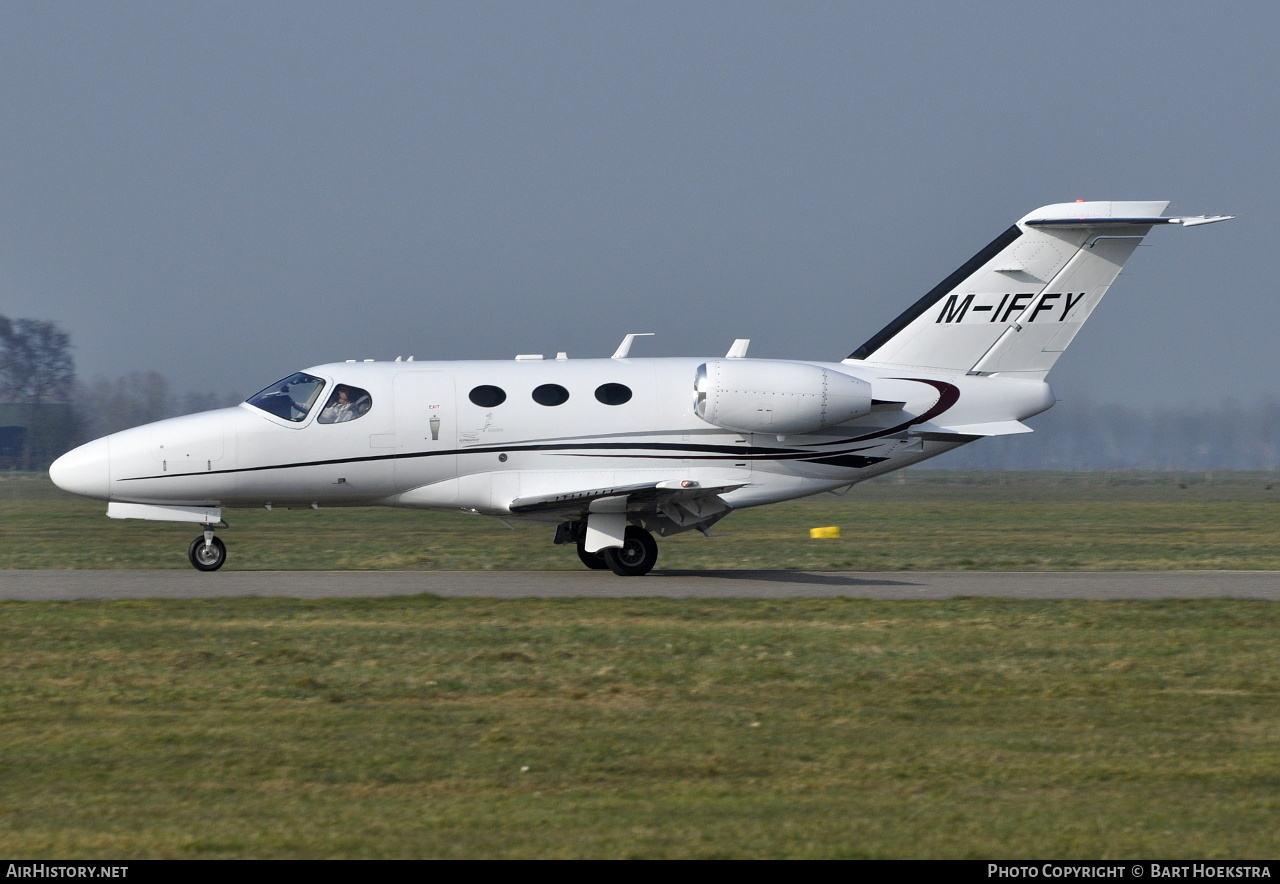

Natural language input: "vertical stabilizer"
[844,201,1225,379]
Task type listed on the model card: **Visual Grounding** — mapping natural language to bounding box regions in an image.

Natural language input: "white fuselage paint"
[56,356,1055,521]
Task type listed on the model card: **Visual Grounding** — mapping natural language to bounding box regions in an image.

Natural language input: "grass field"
[0,596,1277,858]
[2,470,1279,570]
[2,472,1278,858]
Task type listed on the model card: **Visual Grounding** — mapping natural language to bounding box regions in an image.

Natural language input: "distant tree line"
[0,317,74,404]
[1,315,239,469]
[72,372,240,441]
[0,316,77,468]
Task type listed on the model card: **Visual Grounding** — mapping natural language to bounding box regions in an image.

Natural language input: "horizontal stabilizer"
[910,420,1033,440]
[1027,214,1233,229]
[871,399,908,412]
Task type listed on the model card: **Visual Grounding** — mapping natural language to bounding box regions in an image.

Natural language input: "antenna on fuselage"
[612,333,654,359]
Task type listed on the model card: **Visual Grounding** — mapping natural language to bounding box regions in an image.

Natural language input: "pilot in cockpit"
[318,385,370,424]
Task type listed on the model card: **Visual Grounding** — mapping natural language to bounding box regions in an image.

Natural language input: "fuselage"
[51,356,1055,520]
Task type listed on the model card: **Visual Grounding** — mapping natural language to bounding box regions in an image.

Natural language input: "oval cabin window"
[594,383,632,405]
[532,384,570,406]
[468,385,507,408]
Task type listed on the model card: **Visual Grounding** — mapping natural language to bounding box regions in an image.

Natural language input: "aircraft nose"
[49,437,111,500]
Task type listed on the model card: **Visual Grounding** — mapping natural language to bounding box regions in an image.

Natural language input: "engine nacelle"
[693,360,874,436]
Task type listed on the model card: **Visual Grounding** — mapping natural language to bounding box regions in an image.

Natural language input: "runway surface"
[0,570,1277,600]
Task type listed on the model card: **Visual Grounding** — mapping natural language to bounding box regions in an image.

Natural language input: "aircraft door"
[393,372,457,489]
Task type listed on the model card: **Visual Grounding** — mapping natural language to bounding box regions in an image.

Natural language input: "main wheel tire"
[576,543,609,570]
[602,526,658,577]
[188,535,227,572]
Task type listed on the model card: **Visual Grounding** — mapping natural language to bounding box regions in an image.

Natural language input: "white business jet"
[50,201,1230,575]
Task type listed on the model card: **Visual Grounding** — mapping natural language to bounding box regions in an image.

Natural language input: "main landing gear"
[602,526,658,577]
[187,526,226,572]
[576,543,609,571]
[559,522,658,577]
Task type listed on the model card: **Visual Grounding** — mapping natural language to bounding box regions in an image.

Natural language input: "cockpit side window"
[246,373,326,422]
[317,384,372,424]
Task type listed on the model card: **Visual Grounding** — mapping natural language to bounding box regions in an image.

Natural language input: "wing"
[510,478,745,536]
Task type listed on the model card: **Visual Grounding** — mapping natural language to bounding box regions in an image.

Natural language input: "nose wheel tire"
[188,535,227,572]
[602,526,658,577]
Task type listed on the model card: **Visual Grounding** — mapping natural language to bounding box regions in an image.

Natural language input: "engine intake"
[693,360,874,436]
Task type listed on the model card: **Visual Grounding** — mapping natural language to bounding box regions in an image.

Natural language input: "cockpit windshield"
[246,372,326,422]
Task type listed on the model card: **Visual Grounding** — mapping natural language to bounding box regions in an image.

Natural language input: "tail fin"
[845,201,1231,379]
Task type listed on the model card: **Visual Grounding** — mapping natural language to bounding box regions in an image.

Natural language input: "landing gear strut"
[188,526,226,572]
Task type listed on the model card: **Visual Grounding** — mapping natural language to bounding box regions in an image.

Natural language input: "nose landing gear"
[188,526,227,571]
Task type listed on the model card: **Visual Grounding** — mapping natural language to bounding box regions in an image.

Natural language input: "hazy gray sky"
[0,2,1272,408]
